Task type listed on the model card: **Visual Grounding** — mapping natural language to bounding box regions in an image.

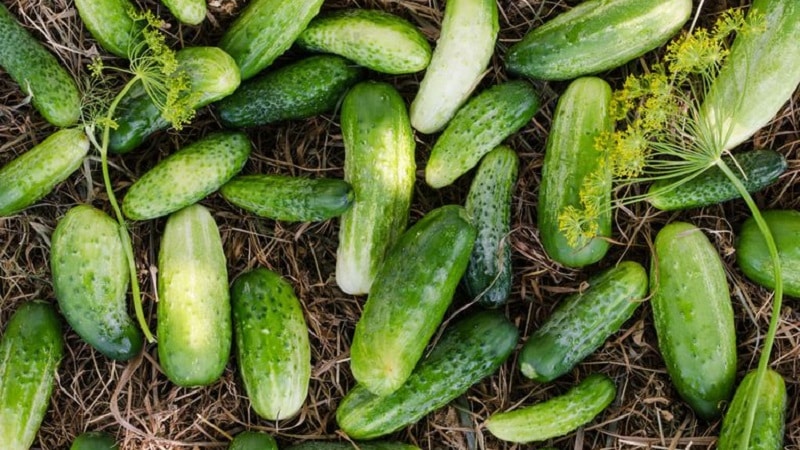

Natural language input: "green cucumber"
[160,0,206,25]
[70,431,119,450]
[519,261,648,383]
[337,310,518,440]
[221,175,353,222]
[505,0,692,81]
[286,442,419,450]
[425,80,539,188]
[74,0,145,58]
[122,131,251,220]
[484,373,616,443]
[0,3,82,126]
[350,205,476,396]
[218,0,324,80]
[736,209,800,298]
[646,150,786,211]
[538,76,613,268]
[0,301,64,450]
[296,9,431,75]
[717,369,787,450]
[215,55,361,128]
[463,145,518,307]
[336,81,416,295]
[228,431,278,450]
[0,128,90,216]
[51,205,143,361]
[157,204,231,387]
[650,221,737,419]
[409,0,498,133]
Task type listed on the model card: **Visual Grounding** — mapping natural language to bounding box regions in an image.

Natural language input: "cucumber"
[0,301,64,450]
[484,373,616,443]
[215,55,361,128]
[349,205,476,396]
[296,9,431,75]
[519,261,648,383]
[51,205,143,361]
[228,431,278,450]
[335,81,416,295]
[286,442,419,450]
[463,145,518,307]
[337,310,518,440]
[218,0,324,80]
[650,221,737,419]
[160,0,206,25]
[409,0,498,134]
[0,3,82,127]
[505,0,692,81]
[0,128,90,217]
[736,210,800,298]
[70,431,119,450]
[425,80,539,188]
[717,369,787,450]
[74,0,145,58]
[157,204,231,387]
[646,150,787,211]
[220,175,353,222]
[538,77,613,268]
[122,131,252,221]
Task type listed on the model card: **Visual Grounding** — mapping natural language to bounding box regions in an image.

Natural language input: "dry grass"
[0,0,798,448]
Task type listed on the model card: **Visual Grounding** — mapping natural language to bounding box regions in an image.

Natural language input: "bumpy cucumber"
[736,209,800,297]
[336,81,416,295]
[484,373,616,443]
[0,301,64,450]
[286,442,419,450]
[157,204,231,387]
[350,205,476,396]
[717,369,787,450]
[51,205,143,361]
[74,0,144,58]
[506,0,692,81]
[337,310,518,440]
[538,77,613,267]
[122,131,251,220]
[519,261,647,383]
[0,128,89,216]
[160,0,206,25]
[463,145,518,307]
[215,55,361,128]
[70,431,119,450]
[228,431,278,450]
[650,221,737,419]
[425,80,539,188]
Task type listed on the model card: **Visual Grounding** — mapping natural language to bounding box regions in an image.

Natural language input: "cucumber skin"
[157,204,231,387]
[519,261,648,383]
[425,80,539,189]
[717,369,786,450]
[161,0,206,25]
[464,145,518,307]
[337,310,519,440]
[74,0,144,58]
[736,210,800,298]
[0,301,64,450]
[349,205,477,396]
[0,128,90,217]
[70,432,119,450]
[286,442,419,450]
[647,150,786,211]
[506,0,692,81]
[538,77,613,268]
[228,431,278,450]
[51,205,143,361]
[216,55,362,128]
[484,373,616,443]
[650,222,737,420]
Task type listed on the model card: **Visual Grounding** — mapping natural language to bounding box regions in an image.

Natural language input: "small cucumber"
[425,80,539,188]
[484,373,616,443]
[0,301,64,450]
[519,261,648,383]
[350,205,476,396]
[215,55,362,128]
[717,369,787,450]
[74,0,145,58]
[157,204,231,387]
[122,131,251,221]
[506,0,692,81]
[337,310,518,440]
[51,205,143,361]
[296,9,431,74]
[650,221,737,419]
[0,128,90,217]
[286,442,419,450]
[70,431,119,450]
[736,209,800,297]
[228,431,278,450]
[160,0,206,25]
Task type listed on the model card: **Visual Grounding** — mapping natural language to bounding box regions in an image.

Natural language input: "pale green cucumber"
[74,0,145,58]
[286,442,419,450]
[717,369,787,450]
[736,209,800,298]
[161,0,206,25]
[228,431,278,450]
[70,431,119,450]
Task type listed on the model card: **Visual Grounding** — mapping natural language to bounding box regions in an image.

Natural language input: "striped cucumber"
[717,369,787,450]
[736,209,800,298]
[74,0,145,58]
[70,432,119,450]
[228,431,278,450]
[286,442,419,450]
[160,0,206,25]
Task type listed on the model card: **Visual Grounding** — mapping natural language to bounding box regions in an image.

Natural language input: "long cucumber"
[736,209,800,298]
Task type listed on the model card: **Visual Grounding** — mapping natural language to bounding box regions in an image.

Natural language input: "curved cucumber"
[160,0,206,25]
[717,369,787,450]
[286,442,419,450]
[74,0,145,58]
[736,209,800,298]
[70,431,119,450]
[228,431,278,450]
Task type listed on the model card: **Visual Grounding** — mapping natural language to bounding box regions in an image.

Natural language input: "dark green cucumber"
[286,442,419,450]
[519,261,648,382]
[0,301,64,450]
[74,0,145,58]
[647,150,787,211]
[160,0,206,25]
[736,209,800,297]
[215,55,361,128]
[70,431,119,450]
[650,221,737,419]
[463,145,518,307]
[337,310,518,440]
[51,205,143,361]
[425,80,539,188]
[350,205,476,396]
[228,431,278,450]
[717,369,787,450]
